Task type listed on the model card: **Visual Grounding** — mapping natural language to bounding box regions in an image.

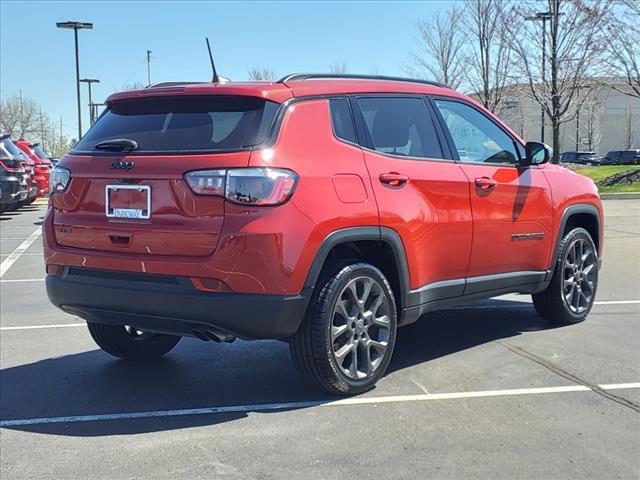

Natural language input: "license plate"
[112,208,144,219]
[106,185,151,219]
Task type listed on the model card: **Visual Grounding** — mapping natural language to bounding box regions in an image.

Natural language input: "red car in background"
[15,139,51,196]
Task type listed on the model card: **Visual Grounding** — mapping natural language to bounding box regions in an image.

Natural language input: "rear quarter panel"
[248,99,379,292]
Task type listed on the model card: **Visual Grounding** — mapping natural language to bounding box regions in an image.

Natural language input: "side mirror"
[523,142,551,167]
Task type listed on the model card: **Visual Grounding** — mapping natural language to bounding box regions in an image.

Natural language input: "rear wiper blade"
[94,138,139,152]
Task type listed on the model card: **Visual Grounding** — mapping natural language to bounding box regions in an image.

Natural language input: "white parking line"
[595,300,640,305]
[0,279,45,283]
[0,228,42,278]
[0,323,85,331]
[1,383,638,427]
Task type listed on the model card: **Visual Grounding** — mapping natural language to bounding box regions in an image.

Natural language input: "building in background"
[498,79,640,156]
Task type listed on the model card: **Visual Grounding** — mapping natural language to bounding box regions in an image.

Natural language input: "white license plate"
[112,208,144,219]
[105,185,151,219]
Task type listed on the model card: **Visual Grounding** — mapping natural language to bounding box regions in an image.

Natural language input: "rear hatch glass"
[0,138,24,170]
[73,95,278,154]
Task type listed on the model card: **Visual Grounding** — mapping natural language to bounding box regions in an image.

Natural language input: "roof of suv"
[106,74,459,105]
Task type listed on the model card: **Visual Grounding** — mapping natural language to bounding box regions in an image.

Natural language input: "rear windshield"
[0,138,24,160]
[32,145,48,159]
[73,96,279,154]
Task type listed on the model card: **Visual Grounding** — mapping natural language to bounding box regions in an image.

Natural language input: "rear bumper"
[46,267,311,340]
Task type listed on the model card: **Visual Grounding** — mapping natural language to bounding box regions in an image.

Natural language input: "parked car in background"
[2,136,38,205]
[0,136,28,212]
[560,151,601,166]
[601,149,640,165]
[15,139,51,196]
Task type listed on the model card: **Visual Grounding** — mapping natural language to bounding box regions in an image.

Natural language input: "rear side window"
[74,96,278,154]
[356,97,443,159]
[329,98,357,144]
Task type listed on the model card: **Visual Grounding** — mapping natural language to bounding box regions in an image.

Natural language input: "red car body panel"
[458,163,553,277]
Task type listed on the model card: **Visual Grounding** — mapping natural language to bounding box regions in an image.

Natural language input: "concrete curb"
[600,192,640,200]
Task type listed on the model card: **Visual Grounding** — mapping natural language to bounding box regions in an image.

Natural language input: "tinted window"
[32,145,48,159]
[435,100,519,164]
[329,98,357,144]
[0,138,24,158]
[74,96,278,153]
[356,97,443,159]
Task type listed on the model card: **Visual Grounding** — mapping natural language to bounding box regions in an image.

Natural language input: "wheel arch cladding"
[552,204,601,268]
[303,227,411,312]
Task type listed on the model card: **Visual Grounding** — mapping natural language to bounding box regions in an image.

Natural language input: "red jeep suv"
[44,74,603,395]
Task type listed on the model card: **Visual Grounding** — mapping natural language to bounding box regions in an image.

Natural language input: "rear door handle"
[474,177,497,191]
[379,173,409,187]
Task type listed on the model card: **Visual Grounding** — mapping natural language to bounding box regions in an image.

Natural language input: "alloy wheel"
[330,276,391,380]
[561,238,597,314]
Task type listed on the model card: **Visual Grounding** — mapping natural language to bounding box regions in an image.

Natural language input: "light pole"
[80,78,100,126]
[89,103,104,123]
[525,11,552,143]
[147,50,152,86]
[56,21,93,140]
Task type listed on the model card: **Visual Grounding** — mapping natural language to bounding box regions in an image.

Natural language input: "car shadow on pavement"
[0,300,558,437]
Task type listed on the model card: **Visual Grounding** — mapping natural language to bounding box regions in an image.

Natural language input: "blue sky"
[1,0,453,139]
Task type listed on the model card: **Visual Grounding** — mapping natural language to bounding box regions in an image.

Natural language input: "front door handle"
[474,177,497,191]
[379,172,409,187]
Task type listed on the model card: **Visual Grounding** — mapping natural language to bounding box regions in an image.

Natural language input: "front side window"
[356,97,443,159]
[434,100,519,165]
[73,96,278,154]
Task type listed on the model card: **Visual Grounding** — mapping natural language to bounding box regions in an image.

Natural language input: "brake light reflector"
[0,160,21,172]
[184,168,298,206]
[184,169,226,196]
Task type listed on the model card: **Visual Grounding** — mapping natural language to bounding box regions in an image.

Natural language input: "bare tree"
[506,0,612,162]
[624,104,635,149]
[582,95,602,151]
[248,66,277,81]
[121,81,147,91]
[329,61,348,74]
[602,0,640,97]
[0,94,44,139]
[406,7,466,89]
[462,0,515,115]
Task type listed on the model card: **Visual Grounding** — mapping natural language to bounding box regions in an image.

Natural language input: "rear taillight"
[0,160,21,172]
[50,166,71,193]
[184,169,226,196]
[185,168,298,206]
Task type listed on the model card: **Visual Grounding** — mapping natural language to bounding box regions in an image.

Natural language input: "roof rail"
[278,73,449,89]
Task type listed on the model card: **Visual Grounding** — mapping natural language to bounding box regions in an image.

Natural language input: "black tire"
[533,227,598,325]
[87,322,181,361]
[290,263,398,395]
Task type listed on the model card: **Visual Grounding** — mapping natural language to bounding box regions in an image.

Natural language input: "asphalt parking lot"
[0,199,638,479]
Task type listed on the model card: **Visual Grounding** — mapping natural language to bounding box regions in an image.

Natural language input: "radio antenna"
[206,37,219,83]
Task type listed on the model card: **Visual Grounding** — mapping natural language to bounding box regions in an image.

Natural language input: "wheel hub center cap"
[355,319,365,335]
